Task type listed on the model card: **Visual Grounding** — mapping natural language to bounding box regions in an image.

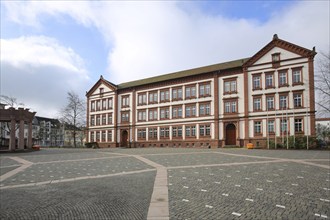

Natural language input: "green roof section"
[118,57,250,89]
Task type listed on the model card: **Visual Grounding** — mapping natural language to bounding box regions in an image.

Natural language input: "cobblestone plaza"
[0,148,329,219]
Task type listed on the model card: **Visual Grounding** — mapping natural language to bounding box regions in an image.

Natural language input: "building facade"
[86,35,317,148]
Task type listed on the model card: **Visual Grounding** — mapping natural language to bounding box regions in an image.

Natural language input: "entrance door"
[121,130,128,147]
[225,124,236,145]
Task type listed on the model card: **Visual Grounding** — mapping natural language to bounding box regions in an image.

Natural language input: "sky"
[1,1,329,118]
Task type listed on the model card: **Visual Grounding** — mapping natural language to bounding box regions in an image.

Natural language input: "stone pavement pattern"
[0,148,329,220]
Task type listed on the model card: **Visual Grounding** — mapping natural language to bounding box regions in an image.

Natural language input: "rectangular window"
[160,127,170,138]
[172,106,183,118]
[199,103,211,116]
[102,131,106,142]
[137,129,146,140]
[224,100,237,113]
[185,85,196,99]
[149,91,158,104]
[224,79,237,94]
[96,115,100,126]
[185,104,196,117]
[200,125,211,136]
[265,73,274,88]
[294,118,303,132]
[108,98,113,109]
[172,126,183,138]
[91,132,95,142]
[160,107,169,119]
[107,130,112,142]
[102,114,106,125]
[292,68,302,84]
[96,131,100,142]
[91,101,95,112]
[279,71,288,86]
[253,97,262,111]
[279,94,288,109]
[108,113,112,125]
[199,83,211,97]
[138,110,146,121]
[96,100,101,111]
[253,75,261,90]
[280,119,287,132]
[90,115,95,126]
[148,109,158,121]
[122,96,129,107]
[121,112,129,123]
[254,121,262,134]
[138,93,147,105]
[102,99,107,110]
[148,128,158,139]
[268,120,274,133]
[293,93,303,108]
[272,53,280,62]
[172,87,183,101]
[160,90,170,102]
[266,96,275,110]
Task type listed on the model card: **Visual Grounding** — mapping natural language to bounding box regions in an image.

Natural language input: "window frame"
[266,94,275,111]
[172,86,183,101]
[121,111,130,123]
[160,107,170,120]
[148,91,158,104]
[185,84,197,99]
[292,67,303,85]
[278,69,289,87]
[252,73,262,90]
[121,95,130,108]
[199,82,211,98]
[223,98,238,114]
[294,118,304,133]
[137,93,147,106]
[265,72,275,89]
[253,96,262,112]
[223,77,237,94]
[254,121,262,135]
[160,89,170,103]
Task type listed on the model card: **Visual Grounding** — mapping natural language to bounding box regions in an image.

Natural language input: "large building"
[86,35,316,148]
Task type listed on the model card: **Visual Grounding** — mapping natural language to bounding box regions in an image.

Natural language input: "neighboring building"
[86,35,317,148]
[33,116,64,146]
[63,124,86,147]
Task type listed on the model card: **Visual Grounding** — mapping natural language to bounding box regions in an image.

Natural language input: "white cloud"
[1,1,329,117]
[1,36,89,117]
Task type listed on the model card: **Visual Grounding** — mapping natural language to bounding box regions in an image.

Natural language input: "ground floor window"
[200,124,211,136]
[148,128,158,139]
[185,125,196,137]
[172,126,183,138]
[294,118,303,132]
[160,127,170,138]
[137,129,146,140]
[254,121,262,134]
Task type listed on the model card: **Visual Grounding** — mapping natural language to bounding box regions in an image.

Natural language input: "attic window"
[99,88,104,97]
[272,53,280,68]
[272,53,280,62]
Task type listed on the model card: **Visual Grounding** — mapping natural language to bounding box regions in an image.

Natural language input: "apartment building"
[86,35,316,148]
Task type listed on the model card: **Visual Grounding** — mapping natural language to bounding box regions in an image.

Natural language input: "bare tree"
[0,95,24,108]
[315,51,330,116]
[60,91,86,147]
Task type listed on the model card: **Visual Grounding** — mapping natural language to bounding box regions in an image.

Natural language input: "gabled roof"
[35,116,60,125]
[243,34,317,67]
[118,58,249,89]
[86,75,118,97]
